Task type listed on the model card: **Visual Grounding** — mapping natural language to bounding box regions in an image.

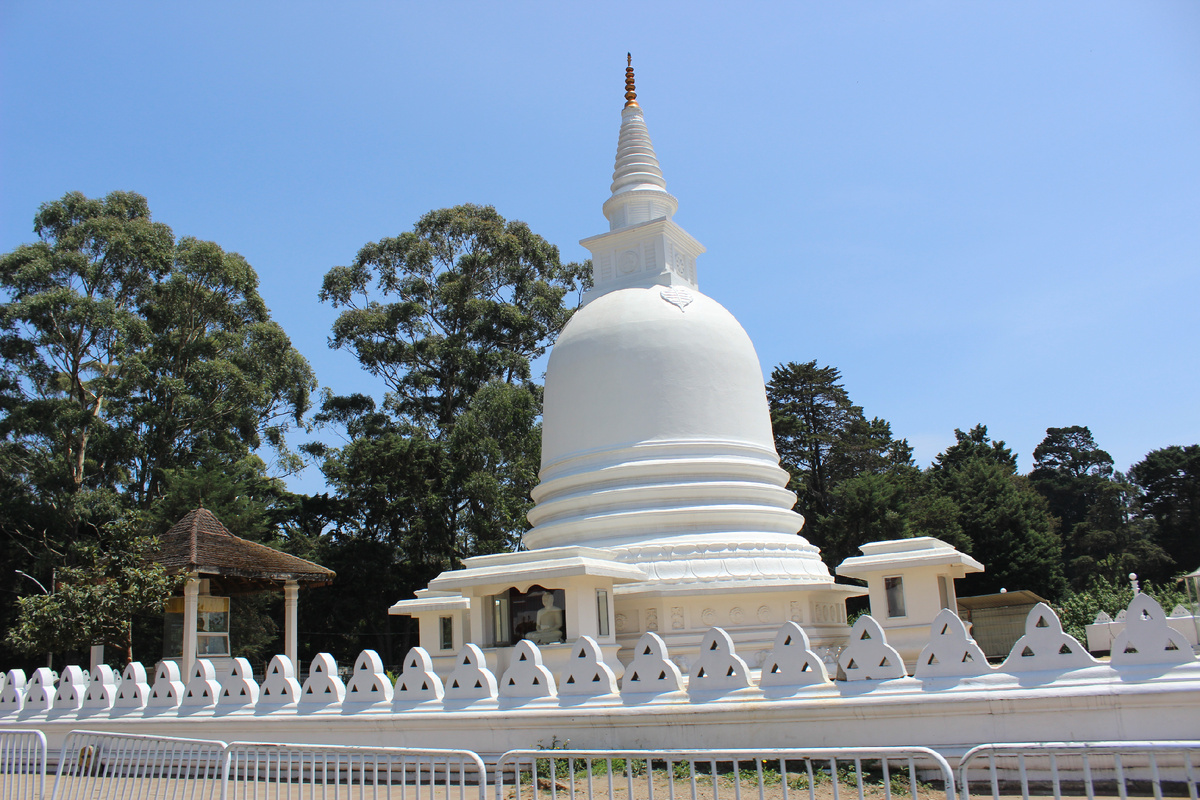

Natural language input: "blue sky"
[3,2,1197,495]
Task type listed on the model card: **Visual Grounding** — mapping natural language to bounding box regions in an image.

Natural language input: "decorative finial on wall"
[624,53,638,108]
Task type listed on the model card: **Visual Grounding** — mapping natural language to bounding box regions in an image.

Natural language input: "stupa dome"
[538,285,776,471]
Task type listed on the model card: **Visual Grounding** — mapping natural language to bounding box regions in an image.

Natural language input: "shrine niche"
[491,585,565,646]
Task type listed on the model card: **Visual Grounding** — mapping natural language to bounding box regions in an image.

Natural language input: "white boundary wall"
[2,597,1198,761]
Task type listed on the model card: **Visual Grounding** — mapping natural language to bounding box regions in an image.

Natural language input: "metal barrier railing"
[23,731,1200,800]
[222,741,488,800]
[957,741,1200,800]
[0,729,47,800]
[494,748,958,800]
[50,729,227,800]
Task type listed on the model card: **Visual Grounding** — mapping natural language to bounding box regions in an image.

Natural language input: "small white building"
[835,537,983,668]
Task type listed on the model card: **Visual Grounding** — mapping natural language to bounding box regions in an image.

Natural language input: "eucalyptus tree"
[0,191,173,507]
[0,190,315,667]
[314,204,587,580]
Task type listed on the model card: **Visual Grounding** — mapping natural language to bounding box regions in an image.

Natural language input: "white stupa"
[391,60,860,675]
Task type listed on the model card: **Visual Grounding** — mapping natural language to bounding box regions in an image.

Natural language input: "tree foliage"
[306,205,587,663]
[930,429,1066,598]
[1130,445,1200,576]
[1055,573,1187,643]
[0,191,314,668]
[767,361,914,567]
[6,514,179,665]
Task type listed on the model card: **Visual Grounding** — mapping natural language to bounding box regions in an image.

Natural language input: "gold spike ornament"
[624,53,638,108]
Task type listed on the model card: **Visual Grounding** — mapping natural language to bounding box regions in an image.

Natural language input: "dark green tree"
[1029,426,1114,535]
[767,361,915,568]
[931,426,1067,598]
[931,424,1018,475]
[309,205,586,662]
[6,514,179,666]
[1028,427,1169,588]
[1063,473,1172,587]
[1130,445,1200,577]
[767,361,862,522]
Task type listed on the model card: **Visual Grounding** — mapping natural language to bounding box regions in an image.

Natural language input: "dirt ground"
[19,772,1195,799]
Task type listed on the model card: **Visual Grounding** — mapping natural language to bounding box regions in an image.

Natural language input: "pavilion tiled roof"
[156,507,335,585]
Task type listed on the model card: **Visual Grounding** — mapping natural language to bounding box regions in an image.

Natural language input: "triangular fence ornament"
[114,663,150,709]
[218,658,260,706]
[688,627,752,696]
[52,665,88,711]
[499,640,557,700]
[83,664,118,710]
[182,659,221,707]
[1170,605,1190,618]
[344,649,393,704]
[443,643,498,702]
[148,661,184,707]
[1000,603,1098,673]
[760,621,831,690]
[300,653,346,705]
[915,609,992,679]
[393,647,444,707]
[558,636,618,697]
[0,669,27,713]
[259,655,302,705]
[1111,593,1194,666]
[25,668,57,712]
[838,616,906,681]
[621,632,683,696]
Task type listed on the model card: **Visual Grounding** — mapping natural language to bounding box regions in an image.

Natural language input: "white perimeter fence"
[0,729,44,800]
[51,729,226,799]
[494,747,956,800]
[3,730,1200,799]
[222,741,486,800]
[957,742,1200,800]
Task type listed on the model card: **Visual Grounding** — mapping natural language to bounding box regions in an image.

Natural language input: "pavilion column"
[181,573,201,677]
[284,580,299,668]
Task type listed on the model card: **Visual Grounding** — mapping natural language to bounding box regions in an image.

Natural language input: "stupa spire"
[604,56,675,229]
[580,59,702,302]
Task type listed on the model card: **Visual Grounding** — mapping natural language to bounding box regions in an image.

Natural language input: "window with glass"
[439,615,454,651]
[884,576,906,618]
[596,589,610,637]
[163,595,230,657]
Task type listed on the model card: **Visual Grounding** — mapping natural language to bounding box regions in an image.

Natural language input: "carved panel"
[598,253,613,283]
[618,249,640,275]
[670,607,685,630]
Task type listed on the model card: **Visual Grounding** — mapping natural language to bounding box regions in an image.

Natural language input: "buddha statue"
[525,592,564,645]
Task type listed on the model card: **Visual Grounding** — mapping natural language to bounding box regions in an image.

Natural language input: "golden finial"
[624,52,639,108]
